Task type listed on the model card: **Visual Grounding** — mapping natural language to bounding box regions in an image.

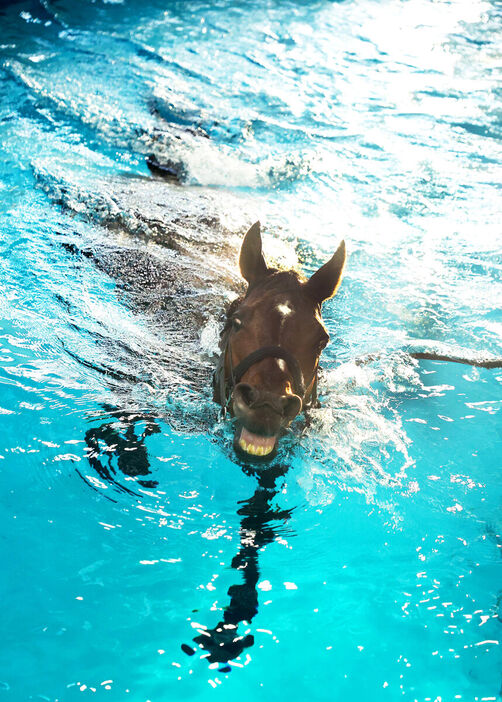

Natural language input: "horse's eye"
[318,335,329,351]
[232,318,242,331]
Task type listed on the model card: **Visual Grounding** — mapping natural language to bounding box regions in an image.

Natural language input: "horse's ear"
[239,221,268,285]
[305,240,346,305]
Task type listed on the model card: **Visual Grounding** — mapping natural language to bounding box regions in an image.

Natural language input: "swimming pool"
[0,0,501,699]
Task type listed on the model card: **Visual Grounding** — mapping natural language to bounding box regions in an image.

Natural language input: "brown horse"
[214,221,346,459]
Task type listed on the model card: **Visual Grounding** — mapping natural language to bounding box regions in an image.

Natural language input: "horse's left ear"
[239,221,268,285]
[305,240,346,305]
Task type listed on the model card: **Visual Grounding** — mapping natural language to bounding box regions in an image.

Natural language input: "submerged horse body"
[40,162,348,460]
[40,161,501,469]
[37,166,246,418]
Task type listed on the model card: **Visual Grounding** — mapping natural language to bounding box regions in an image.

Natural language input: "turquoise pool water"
[1,0,501,699]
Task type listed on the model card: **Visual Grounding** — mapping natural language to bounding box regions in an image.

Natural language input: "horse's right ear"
[239,221,268,285]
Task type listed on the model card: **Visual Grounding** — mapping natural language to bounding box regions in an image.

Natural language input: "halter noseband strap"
[213,332,318,415]
[232,346,306,397]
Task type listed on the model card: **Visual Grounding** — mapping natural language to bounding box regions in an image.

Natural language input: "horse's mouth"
[235,426,278,458]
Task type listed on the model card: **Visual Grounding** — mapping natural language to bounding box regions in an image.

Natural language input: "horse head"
[214,221,346,459]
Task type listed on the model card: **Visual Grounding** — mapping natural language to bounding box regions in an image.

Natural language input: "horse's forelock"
[246,269,306,298]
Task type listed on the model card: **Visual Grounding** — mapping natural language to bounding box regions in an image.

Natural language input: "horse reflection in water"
[82,406,161,496]
[83,409,293,668]
[182,462,293,668]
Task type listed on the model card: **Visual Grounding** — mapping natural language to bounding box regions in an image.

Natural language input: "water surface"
[0,0,501,699]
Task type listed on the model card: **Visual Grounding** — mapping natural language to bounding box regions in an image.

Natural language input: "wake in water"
[29,150,502,506]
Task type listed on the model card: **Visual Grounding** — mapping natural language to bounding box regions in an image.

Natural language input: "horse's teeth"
[239,434,275,456]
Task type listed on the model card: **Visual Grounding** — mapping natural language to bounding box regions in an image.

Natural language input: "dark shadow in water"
[182,462,293,670]
[81,408,294,669]
[78,405,160,499]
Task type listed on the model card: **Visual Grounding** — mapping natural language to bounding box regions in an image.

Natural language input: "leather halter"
[213,326,318,417]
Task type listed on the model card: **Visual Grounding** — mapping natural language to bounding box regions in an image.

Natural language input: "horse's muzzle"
[231,383,302,458]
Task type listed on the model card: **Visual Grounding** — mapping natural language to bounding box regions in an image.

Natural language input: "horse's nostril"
[234,384,301,421]
[234,383,256,408]
[280,394,302,419]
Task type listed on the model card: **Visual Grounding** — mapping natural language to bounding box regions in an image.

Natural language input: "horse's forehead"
[248,293,319,335]
[255,291,304,316]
